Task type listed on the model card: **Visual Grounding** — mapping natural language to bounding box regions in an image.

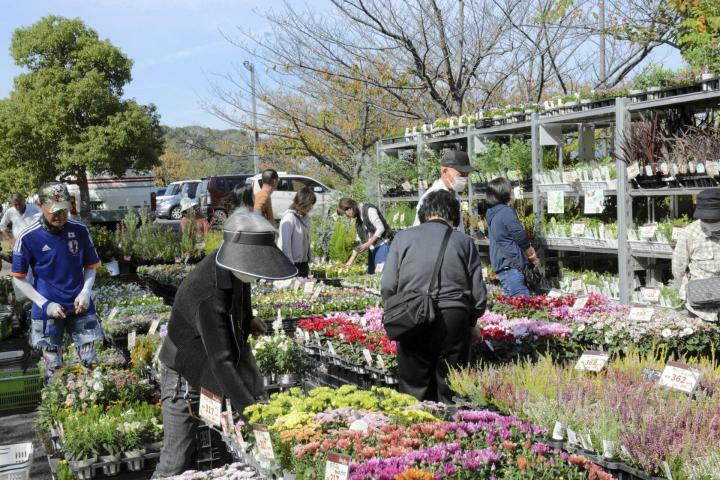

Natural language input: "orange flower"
[395,469,434,480]
[517,457,528,470]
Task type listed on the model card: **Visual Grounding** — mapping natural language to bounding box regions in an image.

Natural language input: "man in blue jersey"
[11,182,103,375]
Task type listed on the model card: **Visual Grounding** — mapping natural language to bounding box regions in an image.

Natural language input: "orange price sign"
[253,424,275,460]
[199,388,223,427]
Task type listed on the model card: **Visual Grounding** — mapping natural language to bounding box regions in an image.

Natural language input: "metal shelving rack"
[376,89,720,304]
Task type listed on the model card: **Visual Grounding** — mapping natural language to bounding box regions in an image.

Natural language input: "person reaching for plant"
[337,197,393,274]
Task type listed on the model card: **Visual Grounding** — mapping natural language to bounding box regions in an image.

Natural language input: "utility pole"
[243,60,260,174]
[599,0,606,84]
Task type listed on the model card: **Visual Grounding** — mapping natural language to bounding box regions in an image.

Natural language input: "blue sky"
[0,0,329,129]
[0,1,684,130]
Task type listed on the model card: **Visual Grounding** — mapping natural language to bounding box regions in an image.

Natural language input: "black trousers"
[295,262,310,277]
[397,307,472,404]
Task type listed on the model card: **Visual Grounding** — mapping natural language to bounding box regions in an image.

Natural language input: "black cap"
[694,188,720,220]
[441,150,474,174]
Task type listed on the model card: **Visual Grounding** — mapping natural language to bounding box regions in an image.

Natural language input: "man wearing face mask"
[672,188,720,321]
[154,211,298,478]
[413,150,473,233]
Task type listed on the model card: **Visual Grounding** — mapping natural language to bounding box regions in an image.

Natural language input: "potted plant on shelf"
[118,420,147,472]
[63,420,99,480]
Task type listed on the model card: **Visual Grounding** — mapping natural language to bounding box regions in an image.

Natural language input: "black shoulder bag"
[488,219,544,293]
[382,226,452,341]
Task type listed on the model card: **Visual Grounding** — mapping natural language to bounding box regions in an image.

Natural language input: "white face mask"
[451,175,467,193]
[232,271,258,283]
[702,221,720,232]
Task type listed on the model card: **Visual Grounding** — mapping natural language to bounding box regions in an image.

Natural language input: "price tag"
[570,278,583,292]
[571,295,589,311]
[148,319,161,336]
[304,281,315,296]
[362,349,373,366]
[645,164,654,176]
[107,307,119,323]
[274,279,292,289]
[639,223,658,239]
[566,427,578,445]
[253,424,275,460]
[314,331,322,344]
[562,170,576,184]
[327,341,336,356]
[552,421,565,440]
[621,445,631,458]
[626,162,640,180]
[581,434,594,451]
[575,351,610,372]
[225,398,234,428]
[199,388,223,427]
[671,227,684,242]
[629,306,654,322]
[571,222,586,237]
[303,330,310,343]
[220,411,230,435]
[659,361,701,394]
[547,288,563,298]
[324,452,351,480]
[127,329,137,351]
[401,181,413,192]
[481,267,488,279]
[376,354,385,371]
[375,262,385,273]
[641,287,661,303]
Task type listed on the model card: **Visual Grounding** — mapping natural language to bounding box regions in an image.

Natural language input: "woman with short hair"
[381,190,486,403]
[278,188,317,277]
[485,177,539,297]
[337,197,392,274]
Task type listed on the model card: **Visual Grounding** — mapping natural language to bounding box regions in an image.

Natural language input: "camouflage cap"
[38,182,71,213]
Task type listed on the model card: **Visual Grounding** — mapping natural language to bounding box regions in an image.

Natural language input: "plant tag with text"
[626,162,640,180]
[199,388,223,427]
[552,421,565,440]
[376,354,386,371]
[327,341,336,356]
[253,424,275,460]
[148,319,161,336]
[127,329,136,351]
[641,287,661,303]
[375,263,385,273]
[571,222,586,236]
[304,281,315,296]
[548,288,564,298]
[566,427,578,445]
[362,349,373,366]
[639,224,658,239]
[571,295,589,311]
[575,351,610,372]
[629,306,654,322]
[659,361,701,394]
[325,452,351,480]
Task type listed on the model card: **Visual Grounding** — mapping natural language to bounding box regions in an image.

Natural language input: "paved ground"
[1,409,52,479]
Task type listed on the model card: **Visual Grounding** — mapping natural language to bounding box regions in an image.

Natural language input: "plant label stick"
[127,329,136,351]
[626,162,640,180]
[107,307,119,323]
[362,349,373,366]
[547,288,563,298]
[253,424,275,460]
[659,361,701,394]
[304,281,315,296]
[199,388,223,427]
[629,306,654,322]
[639,223,658,240]
[566,427,578,445]
[571,222,586,237]
[641,287,661,303]
[552,421,564,440]
[574,351,610,372]
[148,319,161,336]
[571,295,589,311]
[325,452,351,480]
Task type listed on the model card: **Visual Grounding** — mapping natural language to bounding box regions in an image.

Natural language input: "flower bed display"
[137,263,196,288]
[94,281,171,337]
[340,272,382,295]
[448,353,720,479]
[254,287,378,324]
[310,262,367,279]
[250,328,305,387]
[228,385,611,479]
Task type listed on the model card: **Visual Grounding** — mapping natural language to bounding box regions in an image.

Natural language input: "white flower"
[661,328,673,339]
[682,327,694,337]
[93,381,103,392]
[576,324,586,332]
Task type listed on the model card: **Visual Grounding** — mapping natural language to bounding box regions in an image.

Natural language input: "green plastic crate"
[0,368,42,412]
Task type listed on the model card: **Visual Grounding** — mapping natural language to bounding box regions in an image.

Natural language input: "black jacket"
[159,251,263,411]
[381,220,487,323]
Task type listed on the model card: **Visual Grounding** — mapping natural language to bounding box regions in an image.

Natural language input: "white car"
[249,173,337,221]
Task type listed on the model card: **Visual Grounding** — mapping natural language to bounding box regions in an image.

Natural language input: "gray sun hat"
[215,210,298,280]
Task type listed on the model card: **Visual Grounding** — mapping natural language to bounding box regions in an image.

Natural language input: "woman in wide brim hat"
[154,211,297,477]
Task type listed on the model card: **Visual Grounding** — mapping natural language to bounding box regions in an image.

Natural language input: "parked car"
[65,170,157,224]
[248,173,337,221]
[156,179,201,220]
[155,186,167,197]
[197,174,253,224]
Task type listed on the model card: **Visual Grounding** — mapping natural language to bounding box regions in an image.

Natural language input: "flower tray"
[543,237,576,248]
[538,183,575,193]
[575,238,617,250]
[576,180,614,192]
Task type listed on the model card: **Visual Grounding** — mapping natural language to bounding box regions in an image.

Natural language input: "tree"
[671,0,720,71]
[0,16,164,221]
[154,147,198,185]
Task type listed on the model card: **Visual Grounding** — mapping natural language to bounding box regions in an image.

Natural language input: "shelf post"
[615,97,633,305]
[531,113,542,237]
[467,130,475,236]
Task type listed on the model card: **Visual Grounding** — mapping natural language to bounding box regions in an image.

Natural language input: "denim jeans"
[31,314,104,375]
[497,268,531,297]
[153,365,201,478]
[368,242,390,274]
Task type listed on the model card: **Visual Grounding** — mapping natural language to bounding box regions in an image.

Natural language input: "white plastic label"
[199,388,223,427]
[662,461,675,480]
[107,307,119,323]
[481,267,488,279]
[552,421,564,440]
[362,349,373,366]
[303,330,311,343]
[547,288,563,298]
[627,162,640,180]
[629,307,654,322]
[327,341,336,356]
[641,288,661,303]
[304,281,315,296]
[253,424,275,460]
[645,164,654,176]
[571,295,589,311]
[571,222,586,236]
[274,279,292,289]
[325,452,351,480]
[581,433,594,451]
[639,224,658,239]
[575,351,610,372]
[148,319,160,336]
[311,285,323,302]
[571,279,583,292]
[566,427,578,445]
[659,361,701,394]
[127,329,137,351]
[376,354,385,371]
[707,161,719,177]
[563,170,576,184]
[602,440,615,459]
[314,331,321,344]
